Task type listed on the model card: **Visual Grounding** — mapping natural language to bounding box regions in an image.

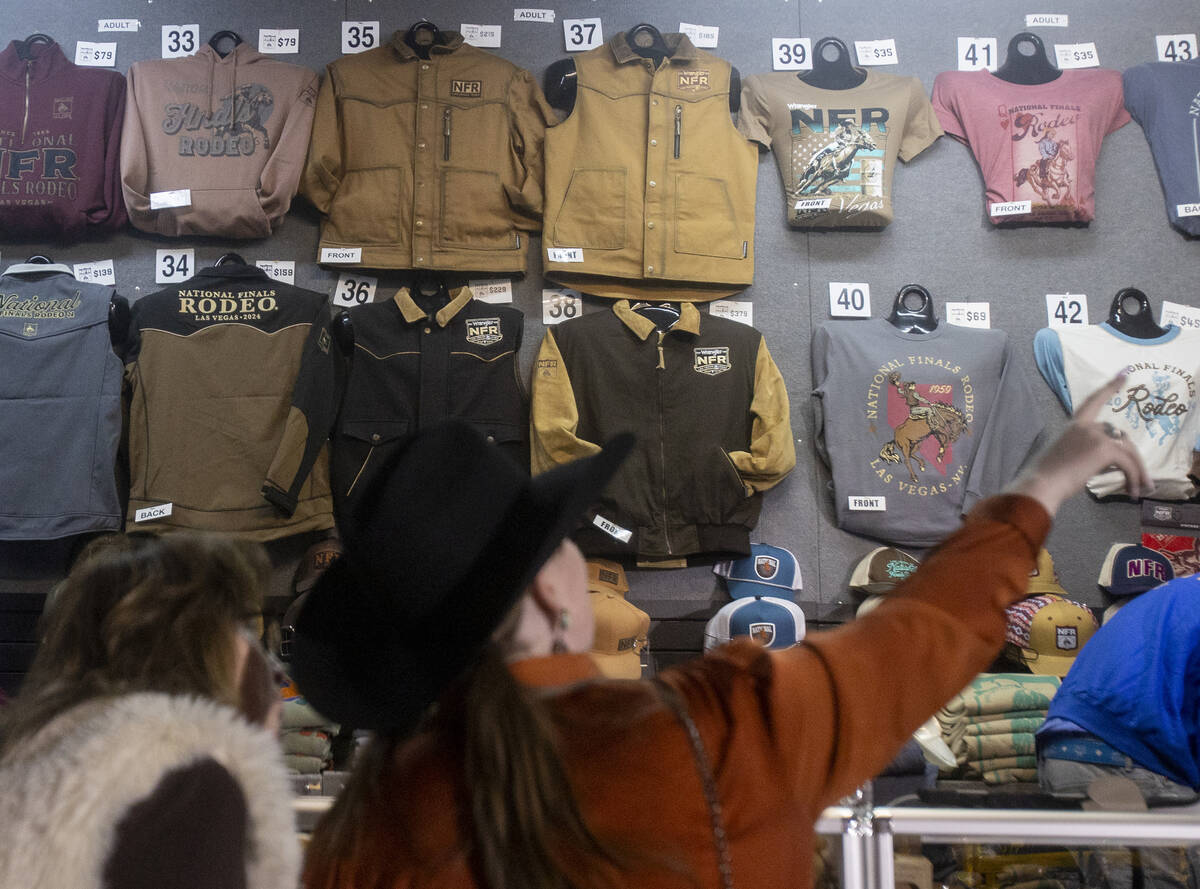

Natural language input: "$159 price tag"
[156,249,195,284]
[255,261,295,284]
[542,288,581,325]
[333,274,377,307]
[1046,293,1089,327]
[771,37,812,71]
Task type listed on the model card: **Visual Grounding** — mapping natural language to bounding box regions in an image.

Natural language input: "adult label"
[469,279,514,303]
[75,42,117,66]
[161,24,200,58]
[542,288,582,325]
[563,18,603,51]
[514,8,555,23]
[1046,293,1089,327]
[341,22,380,54]
[73,260,116,286]
[255,260,295,283]
[1157,34,1197,62]
[795,197,833,211]
[1054,42,1099,68]
[957,37,998,71]
[855,39,898,66]
[1160,300,1200,332]
[990,200,1031,217]
[593,513,633,543]
[547,247,583,263]
[771,37,812,71]
[320,247,362,264]
[156,249,194,284]
[98,19,139,32]
[259,29,300,53]
[946,301,991,329]
[462,24,502,47]
[1025,14,1068,27]
[150,188,191,209]
[829,282,872,318]
[1176,203,1200,217]
[333,274,377,307]
[848,496,886,511]
[679,23,719,48]
[134,503,174,523]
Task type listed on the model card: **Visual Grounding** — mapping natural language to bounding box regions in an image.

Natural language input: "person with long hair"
[296,375,1150,889]
[0,532,299,889]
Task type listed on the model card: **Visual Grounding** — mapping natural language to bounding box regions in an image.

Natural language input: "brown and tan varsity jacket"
[302,31,555,272]
[542,33,758,301]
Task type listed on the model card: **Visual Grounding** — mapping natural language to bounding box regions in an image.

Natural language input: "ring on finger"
[1101,421,1125,440]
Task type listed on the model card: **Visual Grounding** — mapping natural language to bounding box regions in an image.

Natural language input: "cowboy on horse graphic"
[878,372,968,484]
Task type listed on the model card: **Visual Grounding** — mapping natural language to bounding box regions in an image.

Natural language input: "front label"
[693,346,731,376]
[465,317,503,346]
[848,496,887,511]
[990,200,1032,217]
[593,513,633,543]
[320,247,362,264]
[134,503,174,523]
[795,197,833,212]
[547,247,583,263]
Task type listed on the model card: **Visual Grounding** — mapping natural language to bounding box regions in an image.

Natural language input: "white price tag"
[333,274,378,307]
[1054,42,1100,69]
[469,279,514,304]
[855,38,898,66]
[1046,293,1089,327]
[73,260,116,286]
[320,247,362,264]
[75,42,117,66]
[341,22,380,54]
[161,24,199,58]
[156,249,195,284]
[1177,203,1200,217]
[771,37,812,71]
[547,247,583,263]
[946,302,992,329]
[848,496,886,511]
[1025,14,1068,27]
[514,8,555,23]
[1156,34,1198,62]
[461,24,502,47]
[134,503,173,523]
[679,23,719,48]
[255,260,295,284]
[593,513,633,543]
[563,18,603,51]
[149,188,191,210]
[1160,300,1200,332]
[98,19,139,32]
[957,37,998,71]
[259,29,300,54]
[709,300,754,326]
[990,200,1031,217]
[795,197,833,212]
[542,288,582,325]
[829,282,872,318]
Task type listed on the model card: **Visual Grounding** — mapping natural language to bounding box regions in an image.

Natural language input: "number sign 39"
[772,38,812,71]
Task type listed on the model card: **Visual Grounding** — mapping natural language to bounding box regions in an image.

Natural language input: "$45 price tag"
[771,37,812,71]
[333,274,377,307]
[1160,300,1200,332]
[542,288,581,325]
[1046,293,1089,327]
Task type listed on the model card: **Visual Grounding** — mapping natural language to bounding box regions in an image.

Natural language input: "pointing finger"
[1074,373,1126,422]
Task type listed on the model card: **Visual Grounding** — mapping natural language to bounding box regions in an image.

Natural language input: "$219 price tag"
[542,288,581,325]
[333,274,377,307]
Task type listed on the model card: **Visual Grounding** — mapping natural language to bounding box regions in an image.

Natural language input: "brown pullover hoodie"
[120,42,317,239]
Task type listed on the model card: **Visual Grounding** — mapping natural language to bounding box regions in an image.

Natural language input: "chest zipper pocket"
[443,108,452,161]
[674,105,682,159]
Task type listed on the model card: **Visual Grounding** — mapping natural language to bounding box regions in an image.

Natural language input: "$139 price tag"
[156,249,195,285]
[1156,34,1197,62]
[342,22,379,54]
[1054,42,1099,68]
[562,18,602,51]
[828,282,872,318]
[73,260,116,286]
[161,24,199,59]
[855,38,898,66]
[542,288,581,325]
[1046,293,1089,327]
[333,273,377,307]
[771,37,812,71]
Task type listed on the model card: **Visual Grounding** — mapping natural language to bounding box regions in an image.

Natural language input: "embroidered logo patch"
[617,636,638,652]
[1055,626,1078,651]
[537,357,558,377]
[677,71,710,92]
[886,559,916,581]
[52,97,73,119]
[693,346,731,375]
[755,556,779,579]
[21,322,37,337]
[749,622,776,646]
[466,317,503,346]
[598,568,620,586]
[451,79,483,97]
[317,328,331,354]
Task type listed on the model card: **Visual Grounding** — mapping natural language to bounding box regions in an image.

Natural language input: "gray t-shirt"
[1123,59,1200,236]
[812,318,1042,546]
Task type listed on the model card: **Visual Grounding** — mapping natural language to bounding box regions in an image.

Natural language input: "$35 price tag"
[1054,42,1099,68]
[855,38,898,66]
[542,288,581,325]
[562,18,602,51]
[156,249,195,285]
[333,274,377,307]
[771,37,812,71]
[1046,293,1089,327]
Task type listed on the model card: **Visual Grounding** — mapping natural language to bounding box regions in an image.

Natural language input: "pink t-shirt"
[931,69,1130,224]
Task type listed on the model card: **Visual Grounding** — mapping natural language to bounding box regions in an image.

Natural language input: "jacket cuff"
[967,493,1052,555]
[261,483,297,517]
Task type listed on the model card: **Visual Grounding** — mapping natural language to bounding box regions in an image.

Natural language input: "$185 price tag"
[1046,293,1089,327]
[156,249,195,284]
[855,38,898,66]
[542,288,581,325]
[333,274,377,307]
[1054,42,1099,68]
[771,37,812,71]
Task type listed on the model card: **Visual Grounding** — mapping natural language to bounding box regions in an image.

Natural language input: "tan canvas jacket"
[302,31,554,272]
[543,33,758,301]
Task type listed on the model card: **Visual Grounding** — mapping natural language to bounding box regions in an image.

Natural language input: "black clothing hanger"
[405,20,442,60]
[799,37,867,90]
[215,252,248,267]
[24,254,54,264]
[406,271,449,300]
[627,23,670,64]
[1107,288,1168,339]
[207,30,243,58]
[887,284,938,334]
[994,33,1061,85]
[108,295,131,353]
[16,34,54,60]
[632,301,681,331]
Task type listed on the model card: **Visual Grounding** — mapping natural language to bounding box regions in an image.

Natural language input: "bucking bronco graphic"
[878,372,967,484]
[795,121,878,195]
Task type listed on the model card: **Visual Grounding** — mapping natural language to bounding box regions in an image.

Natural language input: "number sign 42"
[1046,293,1089,327]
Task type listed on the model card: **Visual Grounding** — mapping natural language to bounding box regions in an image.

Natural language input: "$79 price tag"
[75,42,116,66]
[771,38,812,71]
[542,288,581,325]
[333,274,377,307]
[259,29,300,53]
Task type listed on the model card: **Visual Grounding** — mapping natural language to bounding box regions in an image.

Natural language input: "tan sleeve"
[898,77,944,163]
[504,67,557,229]
[300,67,341,214]
[735,74,773,148]
[118,63,153,229]
[727,339,796,493]
[529,329,601,475]
[259,70,319,227]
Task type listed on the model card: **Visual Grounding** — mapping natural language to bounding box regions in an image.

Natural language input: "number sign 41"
[828,282,872,318]
[772,38,812,71]
[333,274,377,308]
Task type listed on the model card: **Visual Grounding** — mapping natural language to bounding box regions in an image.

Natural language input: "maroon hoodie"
[0,39,127,241]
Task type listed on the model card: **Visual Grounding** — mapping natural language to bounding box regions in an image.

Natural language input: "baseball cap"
[586,558,630,596]
[1004,594,1099,676]
[1098,543,1174,596]
[855,594,887,618]
[703,596,806,651]
[713,543,802,598]
[589,590,649,679]
[292,536,343,594]
[1027,548,1067,596]
[849,547,920,594]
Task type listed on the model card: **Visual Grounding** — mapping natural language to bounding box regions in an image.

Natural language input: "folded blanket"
[282,729,332,759]
[281,697,338,731]
[284,753,326,775]
[963,755,1038,779]
[980,767,1038,785]
[956,731,1038,764]
[939,674,1061,719]
[938,711,1049,748]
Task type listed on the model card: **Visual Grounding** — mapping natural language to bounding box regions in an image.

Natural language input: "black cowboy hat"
[290,419,632,733]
